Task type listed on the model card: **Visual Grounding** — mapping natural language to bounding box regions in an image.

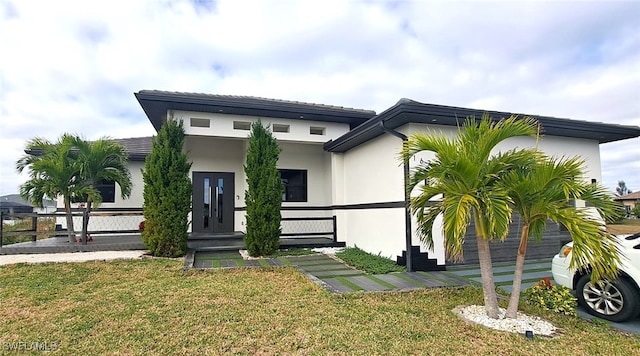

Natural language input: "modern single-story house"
[68,90,640,270]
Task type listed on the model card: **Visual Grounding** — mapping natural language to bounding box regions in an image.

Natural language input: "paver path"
[446,259,554,293]
[191,252,471,293]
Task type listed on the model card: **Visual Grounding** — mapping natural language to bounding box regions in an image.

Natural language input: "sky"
[1,0,639,197]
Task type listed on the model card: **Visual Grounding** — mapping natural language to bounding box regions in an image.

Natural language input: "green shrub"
[632,201,640,218]
[522,278,577,316]
[335,246,406,274]
[244,121,283,257]
[142,119,192,257]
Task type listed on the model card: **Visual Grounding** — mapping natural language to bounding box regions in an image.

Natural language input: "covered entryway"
[192,172,235,233]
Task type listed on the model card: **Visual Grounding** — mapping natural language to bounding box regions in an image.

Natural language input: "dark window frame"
[71,180,116,203]
[279,169,307,202]
[95,180,116,203]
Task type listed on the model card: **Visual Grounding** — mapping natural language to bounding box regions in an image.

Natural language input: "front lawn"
[608,219,640,235]
[0,259,637,354]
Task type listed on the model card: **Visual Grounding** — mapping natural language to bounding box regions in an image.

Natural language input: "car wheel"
[576,274,640,322]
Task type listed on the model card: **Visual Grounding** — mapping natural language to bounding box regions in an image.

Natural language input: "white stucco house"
[86,90,640,270]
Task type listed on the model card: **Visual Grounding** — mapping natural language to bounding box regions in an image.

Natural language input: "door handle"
[209,185,213,218]
[215,186,220,220]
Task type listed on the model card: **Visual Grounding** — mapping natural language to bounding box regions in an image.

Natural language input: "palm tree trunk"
[474,210,499,319]
[476,236,500,318]
[63,197,75,243]
[506,224,529,318]
[81,200,92,245]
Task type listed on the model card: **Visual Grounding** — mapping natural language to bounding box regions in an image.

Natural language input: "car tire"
[576,274,640,322]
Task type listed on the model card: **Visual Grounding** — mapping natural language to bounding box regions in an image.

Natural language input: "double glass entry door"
[192,172,234,233]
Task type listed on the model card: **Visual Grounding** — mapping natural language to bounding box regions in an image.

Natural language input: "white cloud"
[1,0,639,195]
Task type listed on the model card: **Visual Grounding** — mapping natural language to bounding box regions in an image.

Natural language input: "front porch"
[0,233,344,255]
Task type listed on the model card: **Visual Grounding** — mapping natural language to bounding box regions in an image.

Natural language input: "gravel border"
[453,305,559,337]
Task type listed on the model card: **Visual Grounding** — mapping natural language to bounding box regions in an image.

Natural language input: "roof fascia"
[325,100,640,153]
[135,91,375,132]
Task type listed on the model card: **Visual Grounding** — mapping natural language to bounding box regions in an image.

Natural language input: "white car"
[552,232,640,322]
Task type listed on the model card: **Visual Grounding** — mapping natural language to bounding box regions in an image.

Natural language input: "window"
[95,180,116,203]
[71,180,115,203]
[272,124,290,133]
[279,169,307,202]
[233,121,251,130]
[310,126,325,135]
[190,118,210,128]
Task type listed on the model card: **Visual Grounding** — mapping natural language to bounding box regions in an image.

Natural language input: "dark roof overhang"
[324,99,640,153]
[135,90,376,132]
[24,137,152,162]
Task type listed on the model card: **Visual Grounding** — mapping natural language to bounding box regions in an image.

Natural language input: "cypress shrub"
[244,121,283,256]
[142,119,192,257]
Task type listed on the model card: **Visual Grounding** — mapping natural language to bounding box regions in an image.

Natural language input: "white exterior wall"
[174,111,351,143]
[497,136,602,183]
[335,123,603,265]
[337,133,407,260]
[278,142,333,221]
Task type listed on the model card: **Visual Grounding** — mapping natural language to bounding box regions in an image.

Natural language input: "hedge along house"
[100,90,640,270]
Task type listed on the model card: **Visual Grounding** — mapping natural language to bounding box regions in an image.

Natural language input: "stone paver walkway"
[191,251,471,293]
[446,259,553,294]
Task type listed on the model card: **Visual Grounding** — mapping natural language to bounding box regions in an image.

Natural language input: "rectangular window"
[233,121,251,130]
[71,180,115,203]
[95,180,116,203]
[190,118,210,128]
[272,124,290,133]
[310,126,325,135]
[279,169,307,202]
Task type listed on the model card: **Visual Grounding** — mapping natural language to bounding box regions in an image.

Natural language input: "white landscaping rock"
[454,305,558,337]
[310,247,343,255]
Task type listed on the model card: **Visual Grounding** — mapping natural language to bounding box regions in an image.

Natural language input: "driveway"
[446,260,640,335]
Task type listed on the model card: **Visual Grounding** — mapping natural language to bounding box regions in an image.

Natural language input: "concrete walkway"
[191,252,471,293]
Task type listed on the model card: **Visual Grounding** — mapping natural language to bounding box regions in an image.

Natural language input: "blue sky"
[1,0,639,196]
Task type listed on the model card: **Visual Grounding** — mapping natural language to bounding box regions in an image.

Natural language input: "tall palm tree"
[16,134,81,243]
[501,156,622,318]
[401,114,540,319]
[71,136,132,244]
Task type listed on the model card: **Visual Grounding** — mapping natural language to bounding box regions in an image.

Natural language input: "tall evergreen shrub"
[244,121,283,256]
[142,119,192,257]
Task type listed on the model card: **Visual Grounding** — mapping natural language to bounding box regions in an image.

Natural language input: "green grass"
[335,247,407,274]
[0,259,637,354]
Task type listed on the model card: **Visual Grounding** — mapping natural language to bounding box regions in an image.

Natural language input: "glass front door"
[192,172,234,233]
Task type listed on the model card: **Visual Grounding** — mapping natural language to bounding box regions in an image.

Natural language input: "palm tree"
[16,134,81,243]
[401,114,539,319]
[72,137,132,244]
[502,156,622,318]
